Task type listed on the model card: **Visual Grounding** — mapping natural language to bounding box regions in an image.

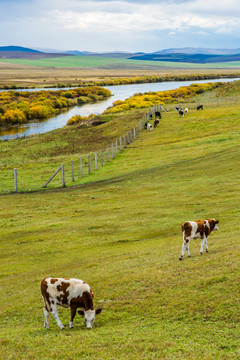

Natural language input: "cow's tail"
[42,294,51,312]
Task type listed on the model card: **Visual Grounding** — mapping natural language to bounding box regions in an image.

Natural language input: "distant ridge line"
[0,46,42,53]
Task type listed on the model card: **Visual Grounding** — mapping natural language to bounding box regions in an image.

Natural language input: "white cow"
[179,219,219,260]
[41,277,102,329]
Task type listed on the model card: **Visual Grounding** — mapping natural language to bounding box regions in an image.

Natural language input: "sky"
[0,0,240,53]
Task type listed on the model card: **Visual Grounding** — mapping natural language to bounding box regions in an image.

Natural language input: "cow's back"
[41,277,91,308]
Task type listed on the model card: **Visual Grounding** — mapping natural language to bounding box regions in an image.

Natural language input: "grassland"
[0,83,239,359]
[1,59,240,88]
[1,55,240,70]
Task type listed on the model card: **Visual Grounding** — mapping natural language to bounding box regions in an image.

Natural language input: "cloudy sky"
[0,0,240,52]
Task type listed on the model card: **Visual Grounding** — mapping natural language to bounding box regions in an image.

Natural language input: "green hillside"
[1,55,240,69]
[0,83,239,359]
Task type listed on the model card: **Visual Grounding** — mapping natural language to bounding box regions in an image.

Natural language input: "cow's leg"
[43,308,50,329]
[51,304,64,329]
[205,237,209,252]
[179,232,189,260]
[200,237,206,254]
[186,240,191,257]
[69,306,77,328]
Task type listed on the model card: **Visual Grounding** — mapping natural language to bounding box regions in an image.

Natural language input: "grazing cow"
[184,108,188,114]
[149,114,153,120]
[179,108,184,117]
[155,111,161,118]
[154,118,159,127]
[175,106,180,111]
[41,277,102,329]
[147,123,153,130]
[179,219,219,260]
[197,105,203,110]
[144,122,148,129]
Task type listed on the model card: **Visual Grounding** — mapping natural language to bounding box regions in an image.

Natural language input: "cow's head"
[208,219,219,231]
[78,308,102,329]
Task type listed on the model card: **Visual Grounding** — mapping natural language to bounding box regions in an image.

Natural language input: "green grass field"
[0,84,240,359]
[1,55,240,69]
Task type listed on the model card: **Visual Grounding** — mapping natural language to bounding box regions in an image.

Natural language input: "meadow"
[0,83,239,359]
[1,55,240,70]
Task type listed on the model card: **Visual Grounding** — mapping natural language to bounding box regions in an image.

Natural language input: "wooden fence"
[9,104,162,194]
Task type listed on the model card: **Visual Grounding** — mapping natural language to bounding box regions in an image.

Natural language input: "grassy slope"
[0,89,240,359]
[1,55,240,69]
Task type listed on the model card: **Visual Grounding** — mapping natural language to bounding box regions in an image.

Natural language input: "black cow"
[155,111,161,118]
[179,109,184,117]
[154,119,159,127]
[197,105,203,110]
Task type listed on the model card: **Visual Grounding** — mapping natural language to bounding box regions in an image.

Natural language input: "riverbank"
[1,79,240,193]
[1,77,239,139]
[0,86,111,129]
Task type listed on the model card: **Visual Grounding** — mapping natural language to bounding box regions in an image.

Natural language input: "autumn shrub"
[104,82,224,114]
[30,105,55,120]
[77,97,89,104]
[3,108,26,124]
[62,91,73,99]
[67,114,94,126]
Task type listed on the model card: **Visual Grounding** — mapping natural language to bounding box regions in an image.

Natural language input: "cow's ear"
[95,308,102,315]
[216,220,219,224]
[78,310,84,316]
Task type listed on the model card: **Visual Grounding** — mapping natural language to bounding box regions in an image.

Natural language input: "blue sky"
[0,0,240,52]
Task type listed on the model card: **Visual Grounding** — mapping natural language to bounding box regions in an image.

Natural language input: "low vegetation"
[103,82,224,114]
[0,86,111,126]
[0,81,239,359]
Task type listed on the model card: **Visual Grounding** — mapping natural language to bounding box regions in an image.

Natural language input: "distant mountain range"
[0,46,42,53]
[154,47,240,55]
[1,46,240,63]
[128,53,240,64]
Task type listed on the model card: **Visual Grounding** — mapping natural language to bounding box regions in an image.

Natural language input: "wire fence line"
[2,93,238,194]
[3,104,163,195]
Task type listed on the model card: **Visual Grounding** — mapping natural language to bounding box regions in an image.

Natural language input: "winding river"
[0,78,238,140]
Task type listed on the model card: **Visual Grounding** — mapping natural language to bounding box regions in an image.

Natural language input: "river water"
[0,78,238,140]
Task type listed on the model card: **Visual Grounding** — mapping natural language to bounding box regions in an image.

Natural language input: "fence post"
[95,152,98,170]
[80,157,83,177]
[71,161,74,182]
[107,145,109,162]
[123,134,126,147]
[116,139,118,154]
[120,137,122,150]
[133,127,136,140]
[111,143,114,158]
[14,168,18,192]
[88,155,91,174]
[61,164,65,187]
[101,150,104,166]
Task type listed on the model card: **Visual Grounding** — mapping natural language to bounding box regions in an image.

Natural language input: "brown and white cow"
[41,277,102,329]
[179,219,219,260]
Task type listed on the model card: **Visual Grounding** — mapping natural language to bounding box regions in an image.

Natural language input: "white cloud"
[0,0,240,51]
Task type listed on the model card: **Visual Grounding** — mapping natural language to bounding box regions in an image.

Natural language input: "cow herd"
[41,102,218,331]
[145,105,204,131]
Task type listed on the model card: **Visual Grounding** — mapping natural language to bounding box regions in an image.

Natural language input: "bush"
[30,105,55,120]
[3,109,26,124]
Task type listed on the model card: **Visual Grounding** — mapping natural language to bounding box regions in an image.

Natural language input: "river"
[0,78,238,140]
